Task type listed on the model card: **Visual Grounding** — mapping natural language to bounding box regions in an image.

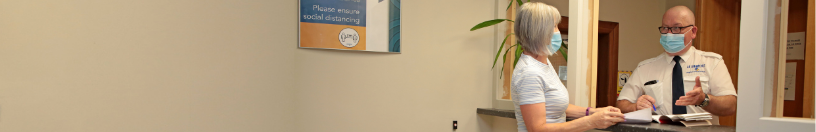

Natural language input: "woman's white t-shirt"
[511,54,570,132]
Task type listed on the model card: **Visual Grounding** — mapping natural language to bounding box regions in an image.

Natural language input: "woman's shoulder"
[513,62,551,74]
[512,67,548,81]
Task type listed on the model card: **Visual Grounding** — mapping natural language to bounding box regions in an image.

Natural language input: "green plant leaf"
[506,0,513,11]
[493,33,513,69]
[516,0,523,6]
[558,46,568,62]
[513,43,523,68]
[561,41,568,49]
[470,19,513,31]
[499,44,519,78]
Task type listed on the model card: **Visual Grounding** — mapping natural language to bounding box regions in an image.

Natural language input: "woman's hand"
[585,106,625,129]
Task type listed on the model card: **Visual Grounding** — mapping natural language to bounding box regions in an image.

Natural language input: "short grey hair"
[514,2,561,56]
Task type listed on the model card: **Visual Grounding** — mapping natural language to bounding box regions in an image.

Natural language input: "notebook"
[621,109,713,127]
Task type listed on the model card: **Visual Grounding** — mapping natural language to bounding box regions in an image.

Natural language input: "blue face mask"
[550,32,563,55]
[659,29,691,53]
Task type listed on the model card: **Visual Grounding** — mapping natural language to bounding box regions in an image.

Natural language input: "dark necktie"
[672,56,687,114]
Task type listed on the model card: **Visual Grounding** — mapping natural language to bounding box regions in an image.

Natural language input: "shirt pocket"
[683,76,710,94]
[643,82,664,107]
[643,82,667,115]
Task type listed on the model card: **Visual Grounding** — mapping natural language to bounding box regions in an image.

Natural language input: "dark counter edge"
[476,108,712,132]
[477,108,516,119]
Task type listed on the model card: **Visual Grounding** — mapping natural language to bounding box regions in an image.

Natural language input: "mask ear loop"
[680,27,693,50]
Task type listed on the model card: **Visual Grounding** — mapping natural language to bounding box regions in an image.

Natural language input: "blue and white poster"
[299,0,401,52]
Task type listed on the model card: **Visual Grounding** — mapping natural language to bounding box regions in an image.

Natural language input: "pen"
[652,104,656,111]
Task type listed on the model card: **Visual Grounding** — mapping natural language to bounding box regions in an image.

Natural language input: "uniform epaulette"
[637,56,661,68]
[699,51,723,60]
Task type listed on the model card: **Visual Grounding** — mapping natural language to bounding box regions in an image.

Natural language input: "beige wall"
[0,0,700,131]
[0,0,298,131]
[599,0,668,72]
[665,0,696,14]
[0,0,277,131]
[294,0,496,131]
[0,0,498,132]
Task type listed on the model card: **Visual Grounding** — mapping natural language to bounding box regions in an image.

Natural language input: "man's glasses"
[658,25,694,34]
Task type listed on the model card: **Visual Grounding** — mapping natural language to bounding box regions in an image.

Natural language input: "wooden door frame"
[559,18,619,108]
[595,21,619,107]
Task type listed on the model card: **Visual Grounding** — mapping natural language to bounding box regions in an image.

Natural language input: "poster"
[299,0,401,52]
[617,71,632,96]
[786,32,805,60]
[785,62,797,100]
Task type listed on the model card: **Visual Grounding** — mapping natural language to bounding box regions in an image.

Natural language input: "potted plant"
[470,0,567,78]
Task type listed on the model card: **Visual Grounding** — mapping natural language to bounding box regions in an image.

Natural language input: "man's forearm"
[701,95,737,116]
[616,100,638,113]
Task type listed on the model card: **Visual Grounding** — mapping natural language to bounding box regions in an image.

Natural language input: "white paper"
[785,62,797,100]
[787,32,806,60]
[622,109,652,124]
[558,66,567,80]
[678,113,712,121]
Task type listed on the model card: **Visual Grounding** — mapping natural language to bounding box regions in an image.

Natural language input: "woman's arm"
[565,104,595,118]
[521,103,626,132]
[520,103,594,132]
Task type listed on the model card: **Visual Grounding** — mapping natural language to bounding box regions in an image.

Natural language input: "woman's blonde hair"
[514,2,561,56]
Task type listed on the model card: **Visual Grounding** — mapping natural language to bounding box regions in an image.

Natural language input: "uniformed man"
[616,5,737,124]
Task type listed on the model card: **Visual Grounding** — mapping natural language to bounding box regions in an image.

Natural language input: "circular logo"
[619,74,630,86]
[338,28,360,48]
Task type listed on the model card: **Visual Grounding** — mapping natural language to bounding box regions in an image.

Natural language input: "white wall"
[0,0,498,132]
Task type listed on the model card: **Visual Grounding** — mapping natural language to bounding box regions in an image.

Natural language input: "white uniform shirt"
[617,47,737,124]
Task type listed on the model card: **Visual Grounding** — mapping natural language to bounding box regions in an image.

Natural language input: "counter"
[477,108,735,132]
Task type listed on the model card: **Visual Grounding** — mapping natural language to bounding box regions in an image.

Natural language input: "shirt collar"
[664,46,697,64]
[521,54,549,68]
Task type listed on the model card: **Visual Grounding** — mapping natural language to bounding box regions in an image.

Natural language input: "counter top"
[598,122,735,132]
[476,108,515,119]
[476,108,735,132]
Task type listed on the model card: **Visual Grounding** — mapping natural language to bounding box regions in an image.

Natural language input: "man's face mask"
[659,28,691,53]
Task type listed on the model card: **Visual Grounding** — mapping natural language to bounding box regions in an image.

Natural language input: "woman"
[511,2,625,132]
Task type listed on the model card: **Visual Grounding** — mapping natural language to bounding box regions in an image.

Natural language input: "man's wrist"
[697,94,710,107]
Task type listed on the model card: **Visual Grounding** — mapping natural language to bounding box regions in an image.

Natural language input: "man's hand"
[636,95,656,110]
[676,76,705,106]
